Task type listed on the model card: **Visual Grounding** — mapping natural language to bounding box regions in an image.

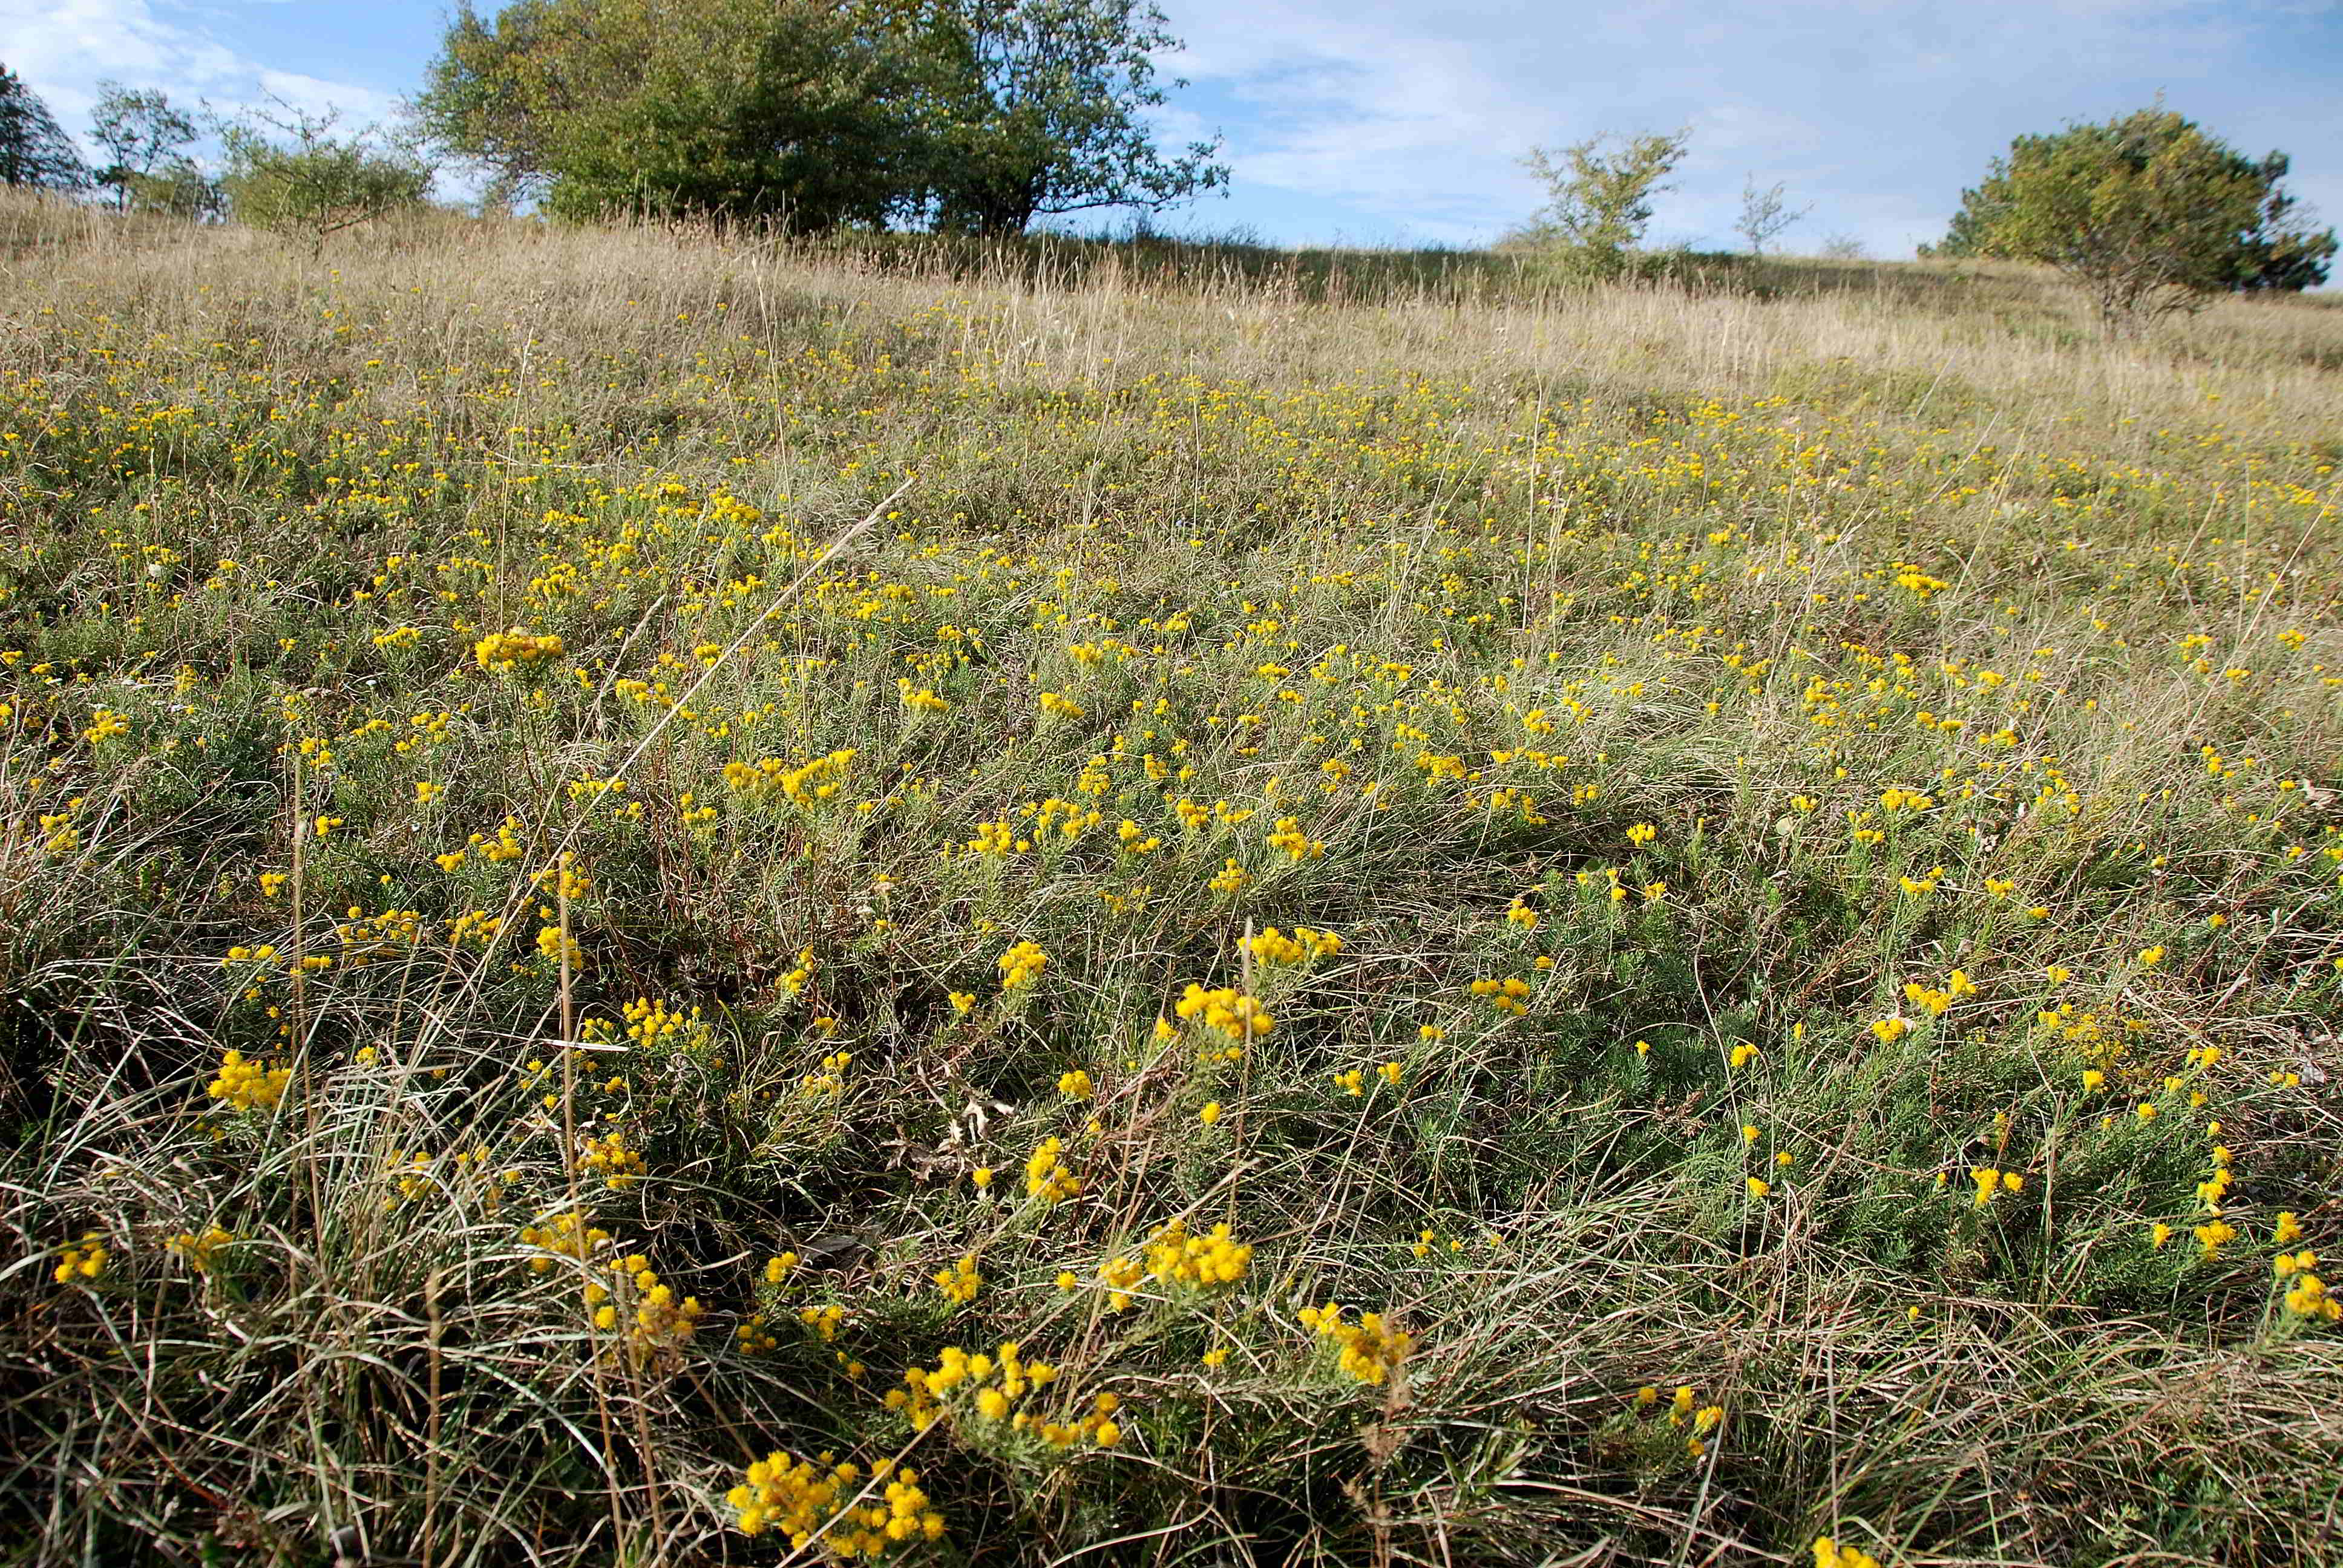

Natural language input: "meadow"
[2,193,2340,1566]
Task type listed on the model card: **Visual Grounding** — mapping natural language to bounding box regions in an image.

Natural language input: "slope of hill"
[4,197,2340,1566]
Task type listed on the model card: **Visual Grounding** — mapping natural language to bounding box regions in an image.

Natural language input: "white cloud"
[1161,0,2343,256]
[1,0,401,152]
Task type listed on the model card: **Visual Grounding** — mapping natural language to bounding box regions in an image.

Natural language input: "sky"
[5,0,2341,258]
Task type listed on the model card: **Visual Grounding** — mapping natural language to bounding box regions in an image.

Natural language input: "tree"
[1936,106,2336,327]
[545,0,924,227]
[411,0,568,203]
[413,0,1225,234]
[128,160,226,221]
[0,64,90,192]
[416,0,928,229]
[220,105,431,253]
[911,0,1227,236]
[1734,173,1809,256]
[89,83,198,210]
[1518,128,1689,278]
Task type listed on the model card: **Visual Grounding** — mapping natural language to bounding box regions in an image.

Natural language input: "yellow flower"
[997,941,1048,990]
[1814,1537,1883,1568]
[53,1232,108,1285]
[933,1253,981,1304]
[1024,1137,1080,1203]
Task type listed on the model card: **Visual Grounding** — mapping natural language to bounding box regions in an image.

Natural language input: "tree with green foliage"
[413,0,1224,234]
[1935,106,2335,327]
[1518,128,1690,279]
[554,0,923,227]
[89,83,198,211]
[0,64,90,192]
[410,0,566,207]
[221,105,431,253]
[416,0,926,227]
[911,0,1226,236]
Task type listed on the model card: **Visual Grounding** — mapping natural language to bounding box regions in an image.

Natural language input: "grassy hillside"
[4,195,2341,1566]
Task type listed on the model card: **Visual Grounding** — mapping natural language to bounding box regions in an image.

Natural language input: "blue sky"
[5,0,2340,258]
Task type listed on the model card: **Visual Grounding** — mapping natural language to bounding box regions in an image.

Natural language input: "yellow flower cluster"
[615,995,713,1053]
[1056,1069,1094,1100]
[897,678,951,713]
[1096,1253,1146,1311]
[1034,1391,1127,1450]
[728,1449,943,1555]
[933,1253,981,1304]
[735,1313,780,1355]
[1024,1136,1081,1203]
[801,1050,852,1097]
[534,924,583,969]
[1814,1537,1883,1568]
[585,1253,705,1371]
[206,1050,291,1113]
[1265,816,1325,861]
[1144,1218,1251,1290]
[519,1209,611,1273]
[473,627,564,669]
[1902,969,1977,1018]
[1635,1383,1728,1455]
[53,1232,108,1285]
[1174,983,1272,1043]
[997,940,1048,990]
[1245,925,1344,965]
[2187,1137,2233,1212]
[1470,976,1532,1016]
[886,1341,1061,1428]
[581,1129,644,1191]
[471,815,528,863]
[723,751,850,809]
[1297,1302,1412,1385]
[166,1225,232,1273]
[2281,1256,2337,1321]
[1970,1168,2022,1206]
[333,906,427,967]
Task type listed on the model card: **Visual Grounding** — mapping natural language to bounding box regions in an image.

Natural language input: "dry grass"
[3,192,2341,1566]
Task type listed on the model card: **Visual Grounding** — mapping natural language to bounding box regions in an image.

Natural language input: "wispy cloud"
[1,0,401,149]
[1162,0,2343,255]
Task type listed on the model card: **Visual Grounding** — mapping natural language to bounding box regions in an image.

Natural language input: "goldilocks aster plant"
[1,195,2341,1565]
